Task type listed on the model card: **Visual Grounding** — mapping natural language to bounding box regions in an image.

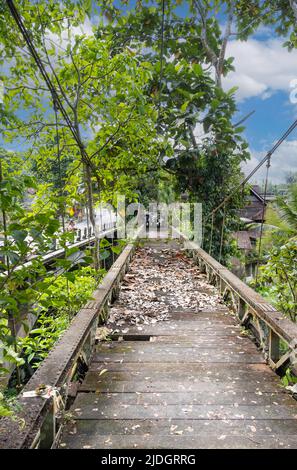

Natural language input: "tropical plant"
[257,240,297,323]
[96,0,251,261]
[258,184,297,254]
[1,0,169,270]
[18,266,104,370]
[276,183,297,234]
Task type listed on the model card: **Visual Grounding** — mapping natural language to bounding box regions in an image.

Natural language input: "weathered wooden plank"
[92,352,265,364]
[87,362,279,376]
[85,368,280,385]
[111,330,244,339]
[169,309,231,316]
[60,433,297,449]
[62,417,297,437]
[89,360,276,373]
[108,323,243,336]
[110,317,239,326]
[96,342,259,354]
[163,313,235,322]
[71,401,297,421]
[79,378,282,393]
[111,335,250,343]
[73,390,294,406]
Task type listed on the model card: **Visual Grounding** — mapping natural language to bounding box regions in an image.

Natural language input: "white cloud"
[223,38,297,102]
[242,140,297,184]
[46,16,95,51]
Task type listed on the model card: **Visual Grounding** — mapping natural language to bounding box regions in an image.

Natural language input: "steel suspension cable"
[207,116,297,221]
[203,114,297,258]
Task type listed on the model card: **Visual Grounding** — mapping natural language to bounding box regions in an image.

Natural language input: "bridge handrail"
[21,224,117,268]
[0,240,136,449]
[181,237,297,374]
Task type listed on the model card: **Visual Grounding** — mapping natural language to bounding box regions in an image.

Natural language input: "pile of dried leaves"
[106,246,222,330]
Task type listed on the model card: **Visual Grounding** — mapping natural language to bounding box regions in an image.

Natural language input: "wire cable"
[207,116,297,219]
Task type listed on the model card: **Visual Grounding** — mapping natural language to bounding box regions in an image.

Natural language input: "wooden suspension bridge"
[2,0,297,453]
[0,232,297,449]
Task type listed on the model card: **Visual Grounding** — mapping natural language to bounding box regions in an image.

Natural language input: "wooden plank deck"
[60,241,297,449]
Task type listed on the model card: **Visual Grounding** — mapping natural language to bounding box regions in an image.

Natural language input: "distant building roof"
[251,185,266,204]
[239,185,267,223]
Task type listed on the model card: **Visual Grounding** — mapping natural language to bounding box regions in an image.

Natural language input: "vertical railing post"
[219,278,225,296]
[39,404,56,449]
[269,329,280,364]
[238,298,246,321]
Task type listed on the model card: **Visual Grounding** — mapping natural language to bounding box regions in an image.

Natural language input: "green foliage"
[257,184,297,255]
[0,390,13,418]
[0,0,163,395]
[0,0,296,418]
[0,159,63,377]
[256,240,297,322]
[259,205,294,253]
[276,184,297,233]
[97,0,249,262]
[0,150,107,390]
[254,186,297,327]
[18,266,103,369]
[1,1,166,207]
[282,367,297,387]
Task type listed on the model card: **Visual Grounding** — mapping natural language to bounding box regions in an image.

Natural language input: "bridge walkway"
[60,241,297,449]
